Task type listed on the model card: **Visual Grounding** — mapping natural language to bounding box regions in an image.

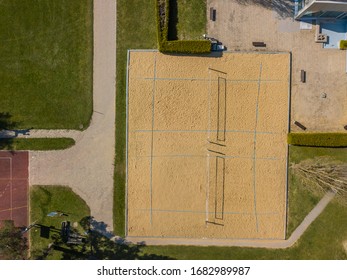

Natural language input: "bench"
[301,70,306,83]
[294,121,307,131]
[252,42,266,47]
[210,7,216,21]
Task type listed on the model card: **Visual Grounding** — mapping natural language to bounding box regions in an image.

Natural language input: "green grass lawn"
[0,138,75,151]
[30,186,90,260]
[286,171,322,237]
[0,0,93,129]
[176,0,206,40]
[287,146,347,237]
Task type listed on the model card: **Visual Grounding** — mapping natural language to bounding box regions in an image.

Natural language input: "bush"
[156,0,211,54]
[156,0,169,44]
[339,40,347,50]
[288,133,347,147]
[161,40,211,53]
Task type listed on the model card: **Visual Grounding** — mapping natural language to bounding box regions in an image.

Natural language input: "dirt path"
[126,192,335,248]
[25,0,116,230]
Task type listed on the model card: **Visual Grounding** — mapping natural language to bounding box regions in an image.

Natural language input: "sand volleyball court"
[126,50,290,240]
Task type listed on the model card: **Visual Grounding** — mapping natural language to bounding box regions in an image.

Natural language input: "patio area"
[207,0,347,132]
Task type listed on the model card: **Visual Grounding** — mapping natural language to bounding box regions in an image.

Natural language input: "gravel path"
[127,192,335,248]
[27,0,116,230]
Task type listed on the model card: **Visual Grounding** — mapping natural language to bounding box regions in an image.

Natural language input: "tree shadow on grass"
[234,0,294,18]
[32,216,174,260]
[0,112,17,150]
[168,0,178,40]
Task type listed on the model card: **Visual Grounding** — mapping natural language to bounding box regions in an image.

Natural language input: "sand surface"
[127,51,290,239]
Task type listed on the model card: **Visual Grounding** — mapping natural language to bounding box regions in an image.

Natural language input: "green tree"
[0,220,28,260]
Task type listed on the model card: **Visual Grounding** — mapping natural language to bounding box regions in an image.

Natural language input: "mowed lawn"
[0,0,93,129]
[30,186,90,260]
[176,0,206,40]
[287,146,347,237]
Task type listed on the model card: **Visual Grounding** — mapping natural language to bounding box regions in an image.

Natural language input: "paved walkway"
[127,192,335,248]
[1,1,117,230]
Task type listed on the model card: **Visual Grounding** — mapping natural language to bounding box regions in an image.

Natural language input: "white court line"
[0,205,27,213]
[149,53,158,226]
[252,63,263,232]
[206,152,210,224]
[206,67,212,224]
[208,67,212,141]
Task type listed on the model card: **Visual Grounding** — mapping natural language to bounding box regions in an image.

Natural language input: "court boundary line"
[129,49,291,55]
[125,49,131,236]
[127,234,285,241]
[149,53,158,225]
[0,205,27,213]
[206,67,212,224]
[284,52,292,239]
[252,63,263,232]
[205,151,210,224]
[140,77,282,83]
[134,154,281,161]
[136,208,279,216]
[133,129,280,135]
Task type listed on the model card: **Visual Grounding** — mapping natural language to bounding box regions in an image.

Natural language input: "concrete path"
[21,0,116,230]
[126,192,335,248]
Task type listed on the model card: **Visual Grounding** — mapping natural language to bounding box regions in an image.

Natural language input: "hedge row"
[339,40,347,50]
[161,40,211,54]
[156,0,211,54]
[288,133,347,147]
[156,0,169,46]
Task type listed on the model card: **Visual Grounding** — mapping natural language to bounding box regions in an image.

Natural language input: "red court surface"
[0,151,28,228]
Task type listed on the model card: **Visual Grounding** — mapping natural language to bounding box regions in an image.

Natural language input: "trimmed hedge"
[156,0,211,54]
[288,133,347,147]
[161,40,211,53]
[339,40,347,50]
[156,0,169,46]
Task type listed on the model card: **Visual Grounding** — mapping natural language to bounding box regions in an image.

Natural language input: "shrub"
[161,40,211,53]
[288,133,347,147]
[339,40,347,50]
